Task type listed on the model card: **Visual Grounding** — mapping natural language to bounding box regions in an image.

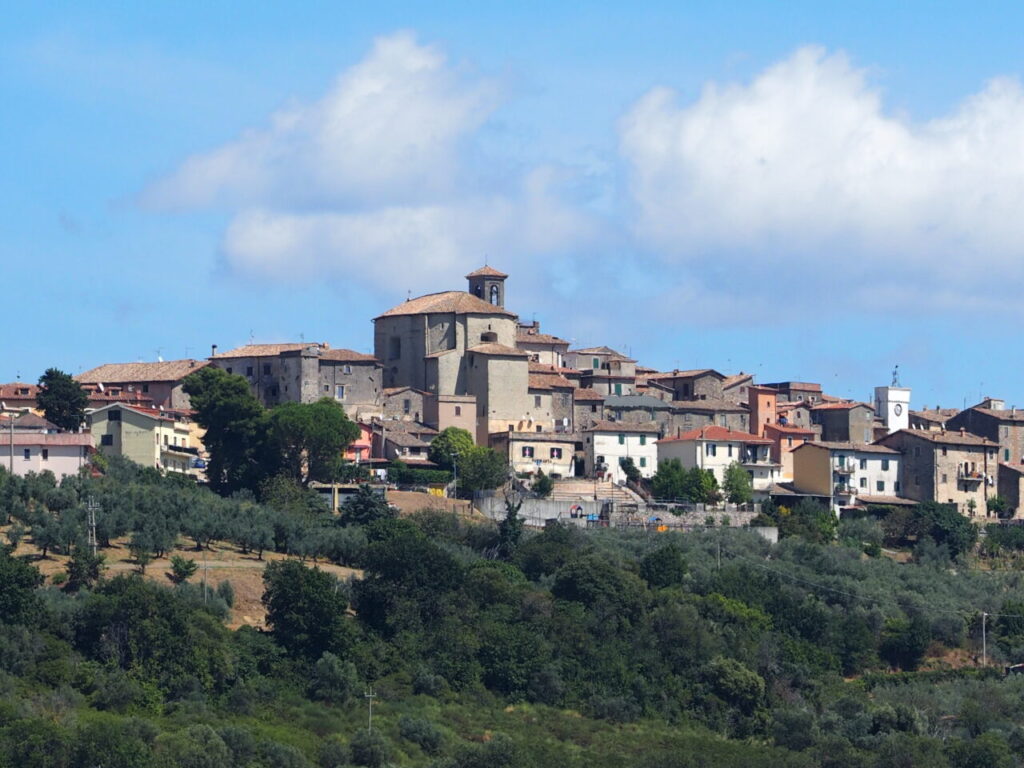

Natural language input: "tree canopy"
[428,427,475,472]
[35,367,88,432]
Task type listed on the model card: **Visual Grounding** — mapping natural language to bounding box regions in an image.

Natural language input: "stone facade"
[876,429,999,517]
[668,400,750,435]
[382,387,429,421]
[811,403,876,443]
[492,431,576,477]
[946,402,1024,466]
[643,369,725,402]
[604,394,674,433]
[76,359,208,410]
[998,463,1024,518]
[761,381,823,404]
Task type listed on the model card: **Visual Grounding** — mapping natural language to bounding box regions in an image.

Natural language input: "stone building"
[603,394,674,433]
[516,321,570,367]
[876,428,999,517]
[998,463,1024,518]
[373,267,530,444]
[573,389,605,431]
[87,403,201,476]
[527,370,575,433]
[722,373,755,404]
[566,347,638,396]
[668,399,750,434]
[811,402,876,443]
[656,425,779,497]
[909,407,958,431]
[382,386,429,422]
[491,431,576,478]
[946,398,1024,466]
[641,369,725,402]
[761,381,824,404]
[209,343,382,419]
[77,359,209,410]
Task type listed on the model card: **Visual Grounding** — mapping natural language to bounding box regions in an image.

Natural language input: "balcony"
[834,484,856,496]
[958,470,984,483]
[833,464,855,475]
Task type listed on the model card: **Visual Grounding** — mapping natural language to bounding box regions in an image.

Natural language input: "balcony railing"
[834,484,856,495]
[958,470,984,483]
[834,464,855,475]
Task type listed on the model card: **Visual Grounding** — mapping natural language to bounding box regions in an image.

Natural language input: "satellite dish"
[97,383,105,392]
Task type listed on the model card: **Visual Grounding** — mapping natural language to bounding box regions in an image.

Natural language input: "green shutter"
[618,434,625,445]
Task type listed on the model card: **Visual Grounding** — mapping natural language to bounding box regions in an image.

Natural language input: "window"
[592,358,600,369]
[335,385,346,400]
[343,365,352,375]
[22,448,30,460]
[941,447,947,456]
[550,447,562,459]
[522,446,534,458]
[536,425,542,432]
[859,458,867,470]
[142,384,149,393]
[837,455,845,467]
[163,435,169,445]
[262,363,271,375]
[640,435,646,446]
[706,443,717,457]
[455,406,462,416]
[618,434,625,445]
[876,480,885,492]
[403,399,411,414]
[389,337,401,359]
[1006,449,1011,461]
[101,434,113,446]
[727,444,733,457]
[226,367,233,374]
[882,459,890,471]
[614,383,622,396]
[941,473,947,483]
[787,437,793,447]
[246,366,254,377]
[859,477,867,488]
[590,405,597,413]
[639,457,647,468]
[895,481,901,492]
[108,410,121,421]
[323,384,329,392]
[534,395,542,408]
[490,284,499,305]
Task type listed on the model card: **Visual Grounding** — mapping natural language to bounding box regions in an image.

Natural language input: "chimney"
[211,344,218,357]
[960,428,966,436]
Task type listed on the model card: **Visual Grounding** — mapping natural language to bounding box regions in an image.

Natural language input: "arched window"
[489,284,499,305]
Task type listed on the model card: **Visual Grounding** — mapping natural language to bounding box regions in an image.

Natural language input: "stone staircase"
[550,478,642,505]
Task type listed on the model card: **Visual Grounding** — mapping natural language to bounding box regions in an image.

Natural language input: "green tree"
[262,559,353,660]
[532,469,554,498]
[35,367,88,432]
[429,427,475,471]
[640,543,688,588]
[685,467,721,504]
[183,366,270,494]
[268,398,360,485]
[497,491,524,560]
[918,501,978,559]
[722,461,754,504]
[340,485,394,527]
[619,456,642,484]
[65,545,105,591]
[169,555,199,585]
[457,445,508,496]
[652,459,688,500]
[0,545,43,623]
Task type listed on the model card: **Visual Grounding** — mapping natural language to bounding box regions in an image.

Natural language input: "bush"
[398,715,443,754]
[215,579,235,608]
[169,555,199,585]
[349,728,391,768]
[308,652,360,704]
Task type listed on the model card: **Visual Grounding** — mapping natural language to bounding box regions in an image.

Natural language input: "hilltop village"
[4,265,1022,521]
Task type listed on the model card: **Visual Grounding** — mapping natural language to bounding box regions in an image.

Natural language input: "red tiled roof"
[795,441,899,454]
[3,433,93,446]
[658,425,771,444]
[468,343,529,357]
[573,389,605,402]
[516,329,569,346]
[764,423,816,435]
[879,429,998,448]
[811,401,874,411]
[529,374,573,390]
[0,382,39,400]
[376,291,516,319]
[465,265,508,279]
[643,368,722,381]
[77,360,208,384]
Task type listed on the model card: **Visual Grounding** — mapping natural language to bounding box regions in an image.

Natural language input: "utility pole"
[86,497,99,556]
[982,612,988,667]
[364,687,376,733]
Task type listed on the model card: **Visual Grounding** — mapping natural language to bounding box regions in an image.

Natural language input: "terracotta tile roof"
[764,423,816,435]
[10,413,58,431]
[811,401,874,411]
[465,265,508,278]
[605,394,673,410]
[585,420,660,434]
[796,441,899,454]
[571,345,622,356]
[911,408,958,423]
[970,407,1024,423]
[468,342,529,357]
[500,431,577,443]
[375,291,516,319]
[573,389,605,402]
[529,374,573,390]
[375,419,438,436]
[529,362,580,376]
[658,425,771,444]
[77,359,208,384]
[722,373,754,389]
[643,368,723,381]
[0,382,39,399]
[516,328,569,346]
[762,381,823,392]
[213,343,310,358]
[382,386,430,397]
[880,429,999,448]
[385,431,432,448]
[320,349,379,363]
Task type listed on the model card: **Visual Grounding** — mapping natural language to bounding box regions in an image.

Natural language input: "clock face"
[894,404,903,416]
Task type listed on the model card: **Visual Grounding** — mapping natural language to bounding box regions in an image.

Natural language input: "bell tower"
[466,265,508,309]
[874,366,911,434]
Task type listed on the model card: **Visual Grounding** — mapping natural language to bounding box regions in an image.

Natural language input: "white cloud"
[620,46,1024,288]
[144,31,499,210]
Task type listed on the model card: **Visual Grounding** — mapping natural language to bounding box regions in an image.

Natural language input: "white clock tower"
[875,366,911,434]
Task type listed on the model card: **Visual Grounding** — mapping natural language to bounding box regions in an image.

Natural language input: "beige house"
[516,321,570,367]
[491,431,576,478]
[87,403,200,476]
[791,441,903,512]
[0,432,92,478]
[583,420,660,484]
[656,425,778,496]
[77,359,209,410]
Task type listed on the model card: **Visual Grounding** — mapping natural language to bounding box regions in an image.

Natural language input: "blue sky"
[3,2,1023,411]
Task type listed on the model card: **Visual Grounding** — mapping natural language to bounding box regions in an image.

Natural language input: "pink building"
[344,423,374,463]
[0,432,93,478]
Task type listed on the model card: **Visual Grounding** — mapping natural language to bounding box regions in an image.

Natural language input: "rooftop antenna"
[248,329,255,344]
[156,348,163,363]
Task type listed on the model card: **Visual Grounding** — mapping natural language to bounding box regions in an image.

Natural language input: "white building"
[656,425,779,495]
[791,441,903,512]
[874,383,911,434]
[0,432,93,479]
[583,420,660,484]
